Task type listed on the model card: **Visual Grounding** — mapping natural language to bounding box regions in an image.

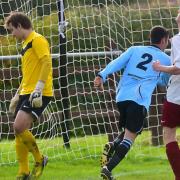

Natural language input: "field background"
[0,132,175,179]
[0,0,179,179]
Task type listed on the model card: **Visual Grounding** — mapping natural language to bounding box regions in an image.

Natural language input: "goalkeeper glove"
[29,81,45,108]
[9,91,19,114]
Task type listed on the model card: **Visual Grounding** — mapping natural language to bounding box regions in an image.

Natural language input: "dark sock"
[113,131,125,149]
[166,141,180,179]
[107,138,132,171]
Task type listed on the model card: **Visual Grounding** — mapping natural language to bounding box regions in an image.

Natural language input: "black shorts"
[117,100,147,134]
[14,94,52,120]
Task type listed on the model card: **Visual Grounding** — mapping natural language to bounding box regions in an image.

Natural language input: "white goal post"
[0,0,179,166]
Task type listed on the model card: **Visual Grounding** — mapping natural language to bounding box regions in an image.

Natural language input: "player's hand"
[29,90,42,108]
[152,60,161,71]
[29,81,44,108]
[94,76,103,90]
[9,93,19,114]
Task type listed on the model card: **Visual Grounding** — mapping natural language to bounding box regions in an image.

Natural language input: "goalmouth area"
[0,0,179,179]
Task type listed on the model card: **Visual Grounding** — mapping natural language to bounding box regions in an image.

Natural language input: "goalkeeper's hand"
[9,92,19,114]
[29,81,45,108]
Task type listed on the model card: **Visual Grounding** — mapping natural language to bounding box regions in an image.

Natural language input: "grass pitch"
[0,131,174,180]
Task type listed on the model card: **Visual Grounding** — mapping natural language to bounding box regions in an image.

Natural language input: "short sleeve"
[32,36,50,59]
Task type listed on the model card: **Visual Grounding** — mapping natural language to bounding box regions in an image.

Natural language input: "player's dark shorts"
[116,100,147,134]
[161,100,180,128]
[14,94,52,120]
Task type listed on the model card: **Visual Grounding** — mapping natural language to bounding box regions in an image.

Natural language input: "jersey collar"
[23,31,35,44]
[150,44,161,50]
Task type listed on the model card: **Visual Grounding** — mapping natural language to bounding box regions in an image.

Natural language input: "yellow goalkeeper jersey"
[20,31,53,96]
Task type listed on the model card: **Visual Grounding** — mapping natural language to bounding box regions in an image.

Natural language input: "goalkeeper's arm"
[9,84,22,114]
[29,55,51,108]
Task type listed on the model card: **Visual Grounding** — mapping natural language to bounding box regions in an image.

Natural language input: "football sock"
[15,134,29,175]
[19,129,43,163]
[113,131,125,149]
[107,138,133,171]
[166,141,180,179]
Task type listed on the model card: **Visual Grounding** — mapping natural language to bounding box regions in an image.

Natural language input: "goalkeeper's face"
[7,23,24,40]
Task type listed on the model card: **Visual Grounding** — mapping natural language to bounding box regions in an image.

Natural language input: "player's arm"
[9,82,22,113]
[153,13,180,78]
[38,55,52,82]
[157,72,170,87]
[153,60,180,75]
[96,47,134,84]
[29,55,51,108]
[29,37,52,108]
[153,13,180,75]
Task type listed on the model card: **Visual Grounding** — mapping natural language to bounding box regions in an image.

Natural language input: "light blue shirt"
[99,46,171,110]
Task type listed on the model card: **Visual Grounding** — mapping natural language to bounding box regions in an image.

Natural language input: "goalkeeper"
[94,26,170,180]
[4,12,53,180]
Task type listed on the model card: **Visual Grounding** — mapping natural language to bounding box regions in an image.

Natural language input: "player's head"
[150,26,169,50]
[4,11,32,40]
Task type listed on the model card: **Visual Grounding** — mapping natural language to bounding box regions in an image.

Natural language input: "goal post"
[57,0,70,149]
[0,0,179,166]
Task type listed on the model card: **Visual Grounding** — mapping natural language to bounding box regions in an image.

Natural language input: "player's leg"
[14,95,31,178]
[101,102,126,168]
[101,101,146,179]
[14,110,43,179]
[164,127,180,180]
[16,174,30,180]
[100,131,125,168]
[15,134,30,179]
[15,112,47,179]
[14,110,43,161]
[101,129,135,180]
[163,127,176,145]
[27,96,51,179]
[14,95,51,179]
[161,100,180,180]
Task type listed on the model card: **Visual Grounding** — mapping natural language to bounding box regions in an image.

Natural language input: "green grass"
[0,132,174,180]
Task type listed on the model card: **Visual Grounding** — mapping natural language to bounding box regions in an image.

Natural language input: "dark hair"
[4,11,32,29]
[150,26,169,44]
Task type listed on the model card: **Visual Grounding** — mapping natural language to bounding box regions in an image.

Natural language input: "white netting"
[0,0,179,166]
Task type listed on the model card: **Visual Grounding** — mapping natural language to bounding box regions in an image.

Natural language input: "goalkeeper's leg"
[18,128,48,179]
[13,95,51,178]
[15,134,30,178]
[14,111,47,179]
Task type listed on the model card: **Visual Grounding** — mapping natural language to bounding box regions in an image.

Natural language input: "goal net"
[0,0,179,167]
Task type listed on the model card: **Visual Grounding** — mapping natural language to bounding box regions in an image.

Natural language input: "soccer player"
[4,12,53,180]
[94,26,170,180]
[152,13,180,180]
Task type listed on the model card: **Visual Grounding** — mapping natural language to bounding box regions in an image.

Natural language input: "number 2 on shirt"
[136,53,153,71]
